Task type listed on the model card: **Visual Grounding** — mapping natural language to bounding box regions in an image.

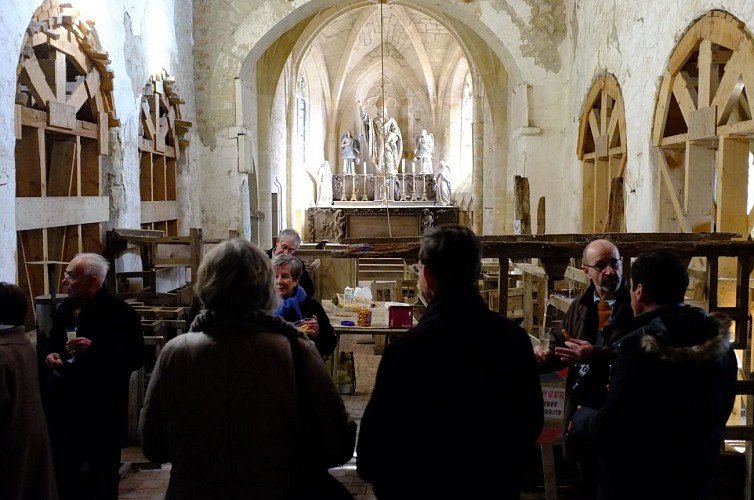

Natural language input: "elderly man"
[42,253,144,500]
[357,224,543,499]
[538,238,634,499]
[0,282,58,500]
[266,228,314,297]
[571,252,736,499]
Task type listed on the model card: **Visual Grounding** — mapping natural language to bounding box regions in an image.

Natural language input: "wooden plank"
[656,148,691,233]
[46,140,76,196]
[668,24,700,75]
[141,201,179,224]
[98,112,108,155]
[698,39,713,109]
[672,72,697,126]
[514,176,531,234]
[20,54,56,106]
[581,160,595,232]
[141,100,155,141]
[605,177,624,232]
[536,196,545,235]
[588,109,601,142]
[16,196,109,230]
[684,144,714,232]
[594,159,609,231]
[47,100,76,129]
[54,49,66,100]
[67,75,89,112]
[711,44,745,125]
[688,106,717,141]
[19,105,97,139]
[15,126,44,197]
[653,73,674,145]
[716,137,749,234]
[80,137,100,196]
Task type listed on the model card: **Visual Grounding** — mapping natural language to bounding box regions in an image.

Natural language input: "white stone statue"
[360,99,403,175]
[414,129,434,174]
[316,161,333,206]
[435,160,452,206]
[340,131,359,174]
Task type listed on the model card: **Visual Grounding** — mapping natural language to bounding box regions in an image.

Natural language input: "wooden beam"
[20,54,56,106]
[698,39,713,109]
[16,196,109,230]
[141,201,180,224]
[514,175,531,235]
[46,140,76,196]
[655,148,692,233]
[684,143,714,232]
[716,137,749,234]
[672,72,697,125]
[19,105,98,139]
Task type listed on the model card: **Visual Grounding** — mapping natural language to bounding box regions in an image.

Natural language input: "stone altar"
[306,204,459,243]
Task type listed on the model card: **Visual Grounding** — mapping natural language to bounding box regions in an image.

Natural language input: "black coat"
[357,286,544,499]
[42,286,145,441]
[572,305,737,500]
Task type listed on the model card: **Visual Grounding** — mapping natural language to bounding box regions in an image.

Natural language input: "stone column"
[472,67,484,234]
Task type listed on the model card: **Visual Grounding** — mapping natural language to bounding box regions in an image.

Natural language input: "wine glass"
[66,327,77,363]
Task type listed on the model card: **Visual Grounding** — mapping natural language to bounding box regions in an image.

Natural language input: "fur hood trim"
[639,312,731,364]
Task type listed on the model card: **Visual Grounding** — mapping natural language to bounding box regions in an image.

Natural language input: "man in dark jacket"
[41,253,144,500]
[538,239,633,498]
[357,224,544,499]
[266,228,315,297]
[571,252,737,500]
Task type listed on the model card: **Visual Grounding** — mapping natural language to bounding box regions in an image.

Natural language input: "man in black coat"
[357,224,544,499]
[41,253,144,500]
[571,252,737,500]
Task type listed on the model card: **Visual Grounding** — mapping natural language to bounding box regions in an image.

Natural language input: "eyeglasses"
[583,258,621,272]
[63,271,90,280]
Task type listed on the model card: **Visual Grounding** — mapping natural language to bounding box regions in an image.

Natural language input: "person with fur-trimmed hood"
[571,252,737,500]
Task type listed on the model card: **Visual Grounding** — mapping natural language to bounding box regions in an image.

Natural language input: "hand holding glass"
[66,327,77,362]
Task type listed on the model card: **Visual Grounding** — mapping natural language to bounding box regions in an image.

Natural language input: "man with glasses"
[571,252,736,499]
[41,253,144,500]
[538,238,633,500]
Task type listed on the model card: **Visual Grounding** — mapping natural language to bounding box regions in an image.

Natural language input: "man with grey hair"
[41,253,144,500]
[266,228,315,297]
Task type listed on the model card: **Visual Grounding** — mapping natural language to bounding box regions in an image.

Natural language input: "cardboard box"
[384,302,413,328]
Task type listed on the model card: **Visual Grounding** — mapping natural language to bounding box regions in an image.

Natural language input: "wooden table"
[323,301,413,377]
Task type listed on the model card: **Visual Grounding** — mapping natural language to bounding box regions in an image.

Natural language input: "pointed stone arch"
[652,10,754,236]
[15,1,118,327]
[577,73,627,233]
[139,70,192,236]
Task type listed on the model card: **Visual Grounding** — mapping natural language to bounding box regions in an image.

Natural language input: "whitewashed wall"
[0,0,200,279]
[565,0,754,232]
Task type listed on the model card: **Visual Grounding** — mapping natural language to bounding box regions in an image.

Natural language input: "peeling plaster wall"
[567,0,754,232]
[0,0,199,279]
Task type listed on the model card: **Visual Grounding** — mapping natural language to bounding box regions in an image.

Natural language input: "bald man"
[538,239,634,500]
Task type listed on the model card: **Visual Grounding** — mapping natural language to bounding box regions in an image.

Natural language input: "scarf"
[273,285,308,323]
[189,308,301,339]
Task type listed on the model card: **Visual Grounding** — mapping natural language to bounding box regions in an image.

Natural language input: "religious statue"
[435,160,452,205]
[340,131,360,174]
[414,129,434,174]
[316,161,333,206]
[359,99,403,175]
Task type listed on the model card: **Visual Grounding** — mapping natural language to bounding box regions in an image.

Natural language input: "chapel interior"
[6,0,754,498]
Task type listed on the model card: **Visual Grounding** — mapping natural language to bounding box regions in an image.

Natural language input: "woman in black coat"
[272,254,336,357]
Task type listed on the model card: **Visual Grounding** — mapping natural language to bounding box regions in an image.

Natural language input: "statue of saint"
[435,160,452,206]
[340,131,359,174]
[359,99,402,175]
[414,129,434,174]
[316,161,333,206]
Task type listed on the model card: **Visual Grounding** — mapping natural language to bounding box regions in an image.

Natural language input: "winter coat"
[140,310,356,500]
[357,286,544,499]
[572,304,737,500]
[0,326,58,500]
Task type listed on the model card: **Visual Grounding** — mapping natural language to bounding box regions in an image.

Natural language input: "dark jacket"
[140,311,355,499]
[357,286,544,499]
[267,248,315,297]
[572,305,737,500]
[542,279,633,461]
[0,326,58,500]
[43,286,145,439]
